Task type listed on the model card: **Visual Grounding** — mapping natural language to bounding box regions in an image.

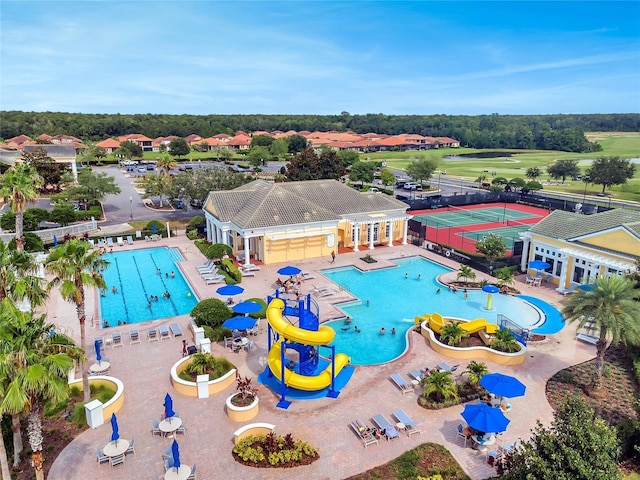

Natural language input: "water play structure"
[265,296,350,409]
[417,312,499,335]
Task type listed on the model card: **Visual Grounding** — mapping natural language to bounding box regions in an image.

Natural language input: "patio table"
[159,417,182,437]
[103,439,129,457]
[90,361,110,374]
[164,465,191,480]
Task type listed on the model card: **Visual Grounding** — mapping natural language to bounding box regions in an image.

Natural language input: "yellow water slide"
[427,312,499,335]
[266,298,350,391]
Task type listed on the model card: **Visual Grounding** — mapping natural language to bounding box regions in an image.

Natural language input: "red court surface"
[411,203,551,255]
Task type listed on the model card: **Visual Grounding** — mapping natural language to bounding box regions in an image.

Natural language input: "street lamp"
[582,176,590,203]
[460,176,464,195]
[437,170,442,191]
[129,196,133,221]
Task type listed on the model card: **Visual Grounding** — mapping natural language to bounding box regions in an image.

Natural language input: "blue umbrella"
[171,439,181,470]
[579,283,597,292]
[461,403,510,433]
[53,235,58,247]
[94,339,102,364]
[110,413,119,443]
[232,301,262,315]
[164,393,175,419]
[152,223,157,235]
[528,260,550,270]
[480,373,526,399]
[222,316,257,330]
[277,265,301,276]
[216,285,244,297]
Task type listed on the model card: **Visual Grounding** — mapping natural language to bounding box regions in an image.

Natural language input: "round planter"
[225,393,259,422]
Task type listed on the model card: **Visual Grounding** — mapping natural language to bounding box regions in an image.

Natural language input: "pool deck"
[46,233,593,480]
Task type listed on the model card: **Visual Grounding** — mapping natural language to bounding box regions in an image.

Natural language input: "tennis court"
[412,203,551,255]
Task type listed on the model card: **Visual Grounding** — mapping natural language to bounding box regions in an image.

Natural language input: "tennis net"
[505,218,534,230]
[447,205,501,223]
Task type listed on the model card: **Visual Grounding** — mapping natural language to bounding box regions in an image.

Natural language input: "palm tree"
[0,163,43,251]
[440,321,468,346]
[463,360,489,386]
[45,240,108,401]
[457,264,476,284]
[491,328,520,353]
[562,275,640,389]
[0,300,80,480]
[494,266,515,287]
[156,153,177,176]
[0,382,11,480]
[420,370,457,402]
[141,173,172,207]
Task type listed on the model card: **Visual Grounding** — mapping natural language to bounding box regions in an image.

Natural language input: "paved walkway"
[46,237,594,480]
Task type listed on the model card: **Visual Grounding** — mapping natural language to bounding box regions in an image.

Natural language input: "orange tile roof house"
[95,138,121,153]
[118,134,153,151]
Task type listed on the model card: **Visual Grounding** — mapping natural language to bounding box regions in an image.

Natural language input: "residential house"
[22,144,78,180]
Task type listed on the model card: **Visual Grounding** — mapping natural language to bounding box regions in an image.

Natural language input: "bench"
[478,330,495,346]
[576,333,598,345]
[233,423,275,444]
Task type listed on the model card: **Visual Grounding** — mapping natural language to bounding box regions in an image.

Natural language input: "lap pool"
[322,256,562,365]
[98,247,198,327]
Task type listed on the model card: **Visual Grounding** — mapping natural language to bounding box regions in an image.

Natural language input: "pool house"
[519,209,640,290]
[201,179,411,265]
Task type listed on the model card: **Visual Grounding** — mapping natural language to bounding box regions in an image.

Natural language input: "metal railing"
[0,219,98,244]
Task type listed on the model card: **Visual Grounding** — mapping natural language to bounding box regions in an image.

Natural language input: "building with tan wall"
[520,209,639,292]
[202,180,411,267]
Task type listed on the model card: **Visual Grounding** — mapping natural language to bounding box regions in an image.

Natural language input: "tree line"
[2,111,639,153]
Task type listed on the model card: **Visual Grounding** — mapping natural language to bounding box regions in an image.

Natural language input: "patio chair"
[125,438,135,455]
[135,230,142,239]
[162,444,172,459]
[106,238,114,248]
[97,239,106,248]
[96,448,109,467]
[169,323,183,337]
[371,414,400,441]
[129,329,141,345]
[301,271,316,280]
[88,239,95,247]
[164,457,174,471]
[457,423,470,446]
[147,328,159,342]
[532,277,542,287]
[240,270,256,277]
[158,325,170,340]
[117,236,124,246]
[196,260,214,270]
[391,409,421,437]
[556,283,579,295]
[244,340,254,352]
[176,421,186,436]
[94,336,104,347]
[126,235,134,245]
[151,420,163,437]
[437,361,452,372]
[205,276,225,285]
[389,374,413,395]
[187,463,197,480]
[241,264,261,272]
[223,337,234,349]
[408,369,425,381]
[109,453,125,467]
[349,419,379,449]
[525,275,535,285]
[111,332,123,348]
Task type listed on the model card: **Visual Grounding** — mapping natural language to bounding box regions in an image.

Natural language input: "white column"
[401,218,408,245]
[206,219,213,242]
[387,220,394,247]
[243,234,251,266]
[353,223,360,252]
[221,228,229,248]
[520,237,531,272]
[71,159,78,181]
[368,223,375,250]
[558,255,570,289]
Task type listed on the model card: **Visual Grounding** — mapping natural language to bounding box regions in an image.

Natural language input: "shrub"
[220,258,242,282]
[232,433,318,468]
[246,297,267,319]
[145,220,165,235]
[206,243,232,259]
[194,238,211,255]
[202,324,231,342]
[190,298,232,328]
[186,229,199,240]
[9,232,44,252]
[187,215,204,230]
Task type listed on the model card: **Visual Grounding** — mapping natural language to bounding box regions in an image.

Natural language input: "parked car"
[137,166,147,173]
[146,164,155,171]
[368,187,380,193]
[403,182,422,191]
[394,180,407,188]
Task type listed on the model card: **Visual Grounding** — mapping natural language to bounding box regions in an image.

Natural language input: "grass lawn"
[345,443,470,480]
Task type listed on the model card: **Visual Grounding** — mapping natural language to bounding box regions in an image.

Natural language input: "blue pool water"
[322,256,563,365]
[99,247,198,327]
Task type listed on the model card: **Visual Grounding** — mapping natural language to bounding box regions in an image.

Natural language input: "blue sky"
[1,1,639,115]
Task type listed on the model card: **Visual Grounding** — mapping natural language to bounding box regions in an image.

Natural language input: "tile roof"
[205,179,408,229]
[23,144,76,157]
[96,138,120,148]
[529,209,640,240]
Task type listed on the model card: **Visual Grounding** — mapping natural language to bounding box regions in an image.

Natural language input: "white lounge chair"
[129,329,141,345]
[556,283,580,295]
[106,238,114,248]
[111,332,123,348]
[158,325,170,340]
[126,235,134,245]
[240,270,256,277]
[205,276,224,285]
[169,323,183,337]
[117,236,124,246]
[349,419,379,449]
[147,328,159,342]
[392,409,421,436]
[371,414,400,441]
[301,271,316,280]
[389,374,413,395]
[241,264,261,272]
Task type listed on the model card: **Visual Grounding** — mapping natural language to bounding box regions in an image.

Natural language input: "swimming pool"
[99,247,198,327]
[322,256,561,365]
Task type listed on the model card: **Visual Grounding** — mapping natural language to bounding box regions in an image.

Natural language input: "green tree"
[0,240,47,308]
[57,168,121,209]
[525,166,542,180]
[45,240,108,401]
[492,176,509,186]
[0,163,43,251]
[457,264,476,284]
[561,275,640,389]
[586,156,635,193]
[406,155,438,186]
[117,140,143,159]
[250,135,274,148]
[420,370,457,402]
[141,173,173,207]
[247,145,270,167]
[547,159,580,184]
[440,321,468,346]
[491,328,520,353]
[317,150,346,180]
[168,166,251,205]
[379,168,396,187]
[190,298,232,328]
[286,148,321,181]
[22,147,67,189]
[349,161,376,186]
[463,360,489,386]
[508,177,526,189]
[168,137,190,158]
[0,301,80,479]
[494,266,515,287]
[498,395,620,480]
[337,150,360,168]
[286,134,308,154]
[475,233,507,270]
[49,203,77,226]
[156,153,177,176]
[269,138,288,160]
[524,180,543,192]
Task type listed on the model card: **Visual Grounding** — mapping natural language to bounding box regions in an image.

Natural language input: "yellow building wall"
[579,230,640,257]
[263,227,337,264]
[337,219,404,248]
